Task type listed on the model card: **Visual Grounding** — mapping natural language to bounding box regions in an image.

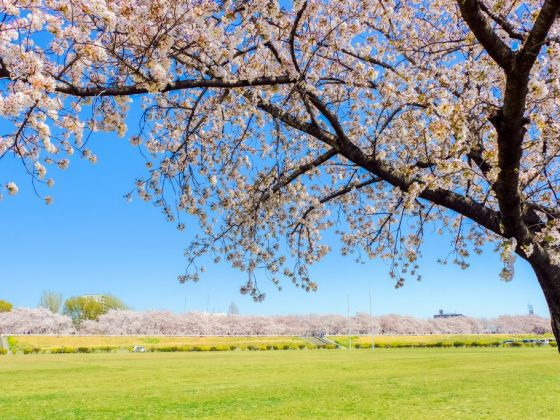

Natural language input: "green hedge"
[137,343,323,353]
[354,340,556,349]
[47,346,117,354]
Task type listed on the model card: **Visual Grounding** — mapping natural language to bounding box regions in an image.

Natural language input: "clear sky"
[0,112,549,319]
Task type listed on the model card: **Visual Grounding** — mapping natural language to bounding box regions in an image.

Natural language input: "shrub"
[230,345,238,351]
[194,346,211,352]
[298,344,306,350]
[77,347,92,353]
[208,346,228,351]
[0,348,7,355]
[550,341,557,347]
[247,345,258,351]
[97,346,116,353]
[453,341,465,347]
[49,347,77,354]
[156,346,181,352]
[7,336,17,348]
[23,347,41,354]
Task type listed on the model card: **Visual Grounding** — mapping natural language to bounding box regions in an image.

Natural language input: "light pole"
[370,291,375,352]
[347,295,352,350]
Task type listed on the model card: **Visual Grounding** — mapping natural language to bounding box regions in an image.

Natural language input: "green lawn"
[1,348,559,419]
[330,334,555,348]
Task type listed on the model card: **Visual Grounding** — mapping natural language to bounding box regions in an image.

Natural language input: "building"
[433,309,463,319]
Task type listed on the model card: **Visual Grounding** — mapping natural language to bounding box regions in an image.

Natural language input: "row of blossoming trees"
[0,308,550,336]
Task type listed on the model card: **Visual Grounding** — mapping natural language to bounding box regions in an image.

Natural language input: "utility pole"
[370,291,375,352]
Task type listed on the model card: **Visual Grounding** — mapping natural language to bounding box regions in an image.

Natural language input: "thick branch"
[55,76,296,97]
[516,0,560,75]
[478,1,525,41]
[289,1,308,74]
[256,98,502,236]
[457,0,514,71]
[493,1,559,241]
[271,149,337,194]
[297,176,381,223]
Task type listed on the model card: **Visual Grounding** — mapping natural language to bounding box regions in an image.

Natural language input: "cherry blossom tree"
[0,307,74,334]
[82,311,552,336]
[0,307,552,336]
[1,1,560,347]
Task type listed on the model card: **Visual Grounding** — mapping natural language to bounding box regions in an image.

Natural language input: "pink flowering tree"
[0,307,74,334]
[1,1,560,347]
[0,308,552,336]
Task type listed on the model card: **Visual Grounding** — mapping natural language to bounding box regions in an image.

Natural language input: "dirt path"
[0,335,10,354]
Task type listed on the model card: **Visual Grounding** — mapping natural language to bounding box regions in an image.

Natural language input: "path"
[301,336,345,349]
[0,335,10,353]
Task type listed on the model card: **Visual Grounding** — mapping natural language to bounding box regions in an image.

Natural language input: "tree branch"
[271,149,337,194]
[55,76,296,97]
[256,97,502,236]
[516,0,560,75]
[478,1,525,41]
[457,0,514,71]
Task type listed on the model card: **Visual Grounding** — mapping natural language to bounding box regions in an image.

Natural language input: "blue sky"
[0,117,549,318]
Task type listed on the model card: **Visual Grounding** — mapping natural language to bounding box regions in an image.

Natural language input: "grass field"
[9,334,555,353]
[1,348,559,418]
[330,334,555,348]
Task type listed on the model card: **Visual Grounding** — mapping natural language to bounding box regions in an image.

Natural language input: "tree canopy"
[0,299,13,312]
[39,290,63,313]
[1,1,560,346]
[63,295,127,324]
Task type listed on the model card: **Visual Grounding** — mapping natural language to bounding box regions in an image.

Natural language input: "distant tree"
[102,294,129,311]
[228,302,240,315]
[63,297,104,325]
[39,290,63,313]
[63,294,128,324]
[0,300,13,312]
[0,307,74,335]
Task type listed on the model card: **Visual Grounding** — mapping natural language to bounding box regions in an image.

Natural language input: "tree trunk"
[529,258,560,352]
